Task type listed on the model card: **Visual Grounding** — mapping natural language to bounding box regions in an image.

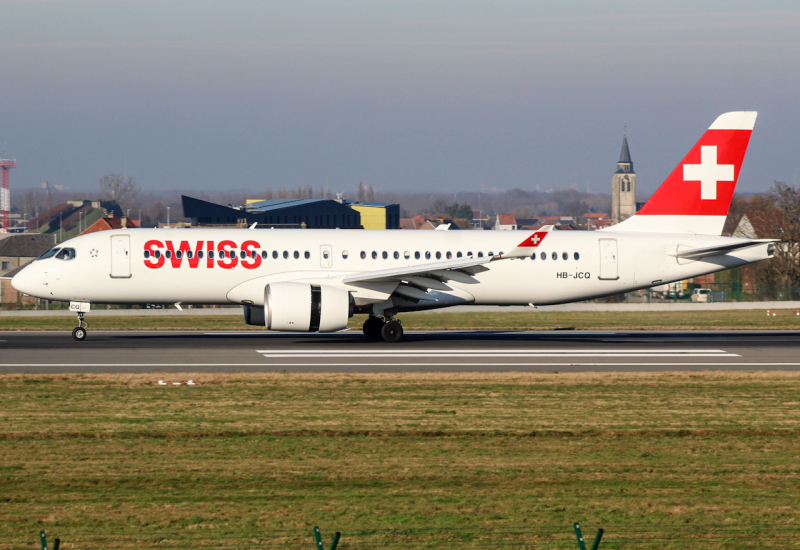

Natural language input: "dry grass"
[2,372,800,549]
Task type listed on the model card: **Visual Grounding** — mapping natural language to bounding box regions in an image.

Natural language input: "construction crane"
[0,158,17,233]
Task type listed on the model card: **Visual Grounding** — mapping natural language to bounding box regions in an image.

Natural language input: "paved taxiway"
[1,330,799,373]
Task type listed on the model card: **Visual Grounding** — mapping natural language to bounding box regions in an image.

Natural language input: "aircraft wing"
[669,239,776,260]
[342,256,494,301]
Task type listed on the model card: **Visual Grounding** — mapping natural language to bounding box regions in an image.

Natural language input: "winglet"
[499,229,551,258]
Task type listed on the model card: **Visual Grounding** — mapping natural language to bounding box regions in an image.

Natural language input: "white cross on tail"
[683,145,734,200]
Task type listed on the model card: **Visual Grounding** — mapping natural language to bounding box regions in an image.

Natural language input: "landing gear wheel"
[363,316,384,341]
[72,327,87,341]
[380,320,403,343]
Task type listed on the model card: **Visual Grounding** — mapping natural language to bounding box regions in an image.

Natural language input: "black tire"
[72,327,87,341]
[363,317,384,341]
[380,320,403,343]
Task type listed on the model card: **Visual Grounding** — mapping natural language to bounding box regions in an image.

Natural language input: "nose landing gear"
[72,311,88,341]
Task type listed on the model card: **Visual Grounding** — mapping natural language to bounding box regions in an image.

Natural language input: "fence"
[612,282,800,304]
[18,523,800,549]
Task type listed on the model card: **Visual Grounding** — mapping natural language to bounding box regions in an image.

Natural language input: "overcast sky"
[1,0,798,198]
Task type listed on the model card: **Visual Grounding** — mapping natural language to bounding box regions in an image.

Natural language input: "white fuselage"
[12,228,771,311]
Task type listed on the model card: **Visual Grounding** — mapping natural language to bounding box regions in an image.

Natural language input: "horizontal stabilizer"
[669,239,776,260]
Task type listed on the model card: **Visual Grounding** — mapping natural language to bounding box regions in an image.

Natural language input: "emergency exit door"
[598,239,618,280]
[320,245,333,268]
[110,235,132,278]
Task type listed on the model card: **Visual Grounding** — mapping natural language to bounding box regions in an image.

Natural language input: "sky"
[1,0,799,198]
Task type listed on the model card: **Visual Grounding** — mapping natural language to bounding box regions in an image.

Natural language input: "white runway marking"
[0,363,797,368]
[256,349,740,358]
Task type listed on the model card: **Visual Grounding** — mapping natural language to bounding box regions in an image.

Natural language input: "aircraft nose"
[11,264,41,297]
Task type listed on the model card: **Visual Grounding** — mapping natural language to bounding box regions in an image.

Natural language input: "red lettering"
[165,241,203,268]
[144,240,165,269]
[217,240,238,269]
[241,240,262,269]
[207,241,214,268]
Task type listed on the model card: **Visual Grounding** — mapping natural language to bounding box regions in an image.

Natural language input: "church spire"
[616,134,633,173]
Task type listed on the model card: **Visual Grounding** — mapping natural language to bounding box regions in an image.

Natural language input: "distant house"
[80,216,139,235]
[494,214,518,230]
[580,213,612,230]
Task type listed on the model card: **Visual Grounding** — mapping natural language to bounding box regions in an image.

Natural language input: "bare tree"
[264,189,273,201]
[357,182,365,201]
[98,174,140,207]
[365,185,375,202]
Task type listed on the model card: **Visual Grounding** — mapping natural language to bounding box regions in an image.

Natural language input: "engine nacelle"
[265,282,353,332]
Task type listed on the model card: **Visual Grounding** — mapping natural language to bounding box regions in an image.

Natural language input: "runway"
[1,329,799,373]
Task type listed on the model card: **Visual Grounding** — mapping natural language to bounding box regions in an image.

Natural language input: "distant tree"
[429,198,449,216]
[325,188,333,199]
[277,187,289,199]
[365,185,375,202]
[446,202,474,220]
[264,189,274,200]
[357,182,366,201]
[98,174,140,207]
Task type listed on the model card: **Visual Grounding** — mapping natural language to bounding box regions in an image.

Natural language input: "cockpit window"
[37,248,61,260]
[56,248,76,261]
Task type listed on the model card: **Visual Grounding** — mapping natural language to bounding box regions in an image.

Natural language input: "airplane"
[12,111,773,343]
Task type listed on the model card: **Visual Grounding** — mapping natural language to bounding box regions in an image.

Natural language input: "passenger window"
[360,251,366,259]
[273,251,278,259]
[562,252,568,260]
[251,251,257,259]
[552,252,557,260]
[456,252,462,258]
[294,251,300,259]
[166,250,172,259]
[394,251,399,259]
[488,252,494,257]
[425,251,431,259]
[229,250,235,259]
[541,252,546,260]
[176,251,183,259]
[208,250,213,259]
[382,251,388,259]
[283,251,289,259]
[144,250,150,259]
[156,250,162,259]
[372,251,377,259]
[343,251,349,259]
[415,252,420,260]
[404,251,410,259]
[574,252,580,260]
[304,251,310,259]
[187,251,193,259]
[261,251,267,259]
[436,252,441,260]
[531,253,536,260]
[199,251,204,259]
[37,248,61,260]
[467,251,473,257]
[477,252,483,258]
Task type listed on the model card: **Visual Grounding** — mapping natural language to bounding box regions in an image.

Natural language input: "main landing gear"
[362,315,404,343]
[72,312,88,341]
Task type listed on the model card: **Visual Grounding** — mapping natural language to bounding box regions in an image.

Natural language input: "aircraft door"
[320,245,332,268]
[110,235,132,278]
[598,239,618,280]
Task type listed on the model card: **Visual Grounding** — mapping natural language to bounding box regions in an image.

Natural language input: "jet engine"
[244,282,353,332]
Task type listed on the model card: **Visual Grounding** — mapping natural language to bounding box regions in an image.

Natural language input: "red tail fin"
[611,111,756,235]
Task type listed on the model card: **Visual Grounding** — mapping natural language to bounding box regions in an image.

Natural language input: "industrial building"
[182,195,400,229]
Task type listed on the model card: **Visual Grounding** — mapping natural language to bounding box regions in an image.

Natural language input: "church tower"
[611,133,636,224]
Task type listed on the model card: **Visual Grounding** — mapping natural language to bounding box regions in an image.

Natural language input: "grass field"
[2,372,800,549]
[0,309,799,332]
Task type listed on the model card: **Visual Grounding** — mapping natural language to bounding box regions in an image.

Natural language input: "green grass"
[0,309,799,332]
[2,372,800,548]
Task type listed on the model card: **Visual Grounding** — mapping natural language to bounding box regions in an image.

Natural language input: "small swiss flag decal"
[517,232,547,248]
